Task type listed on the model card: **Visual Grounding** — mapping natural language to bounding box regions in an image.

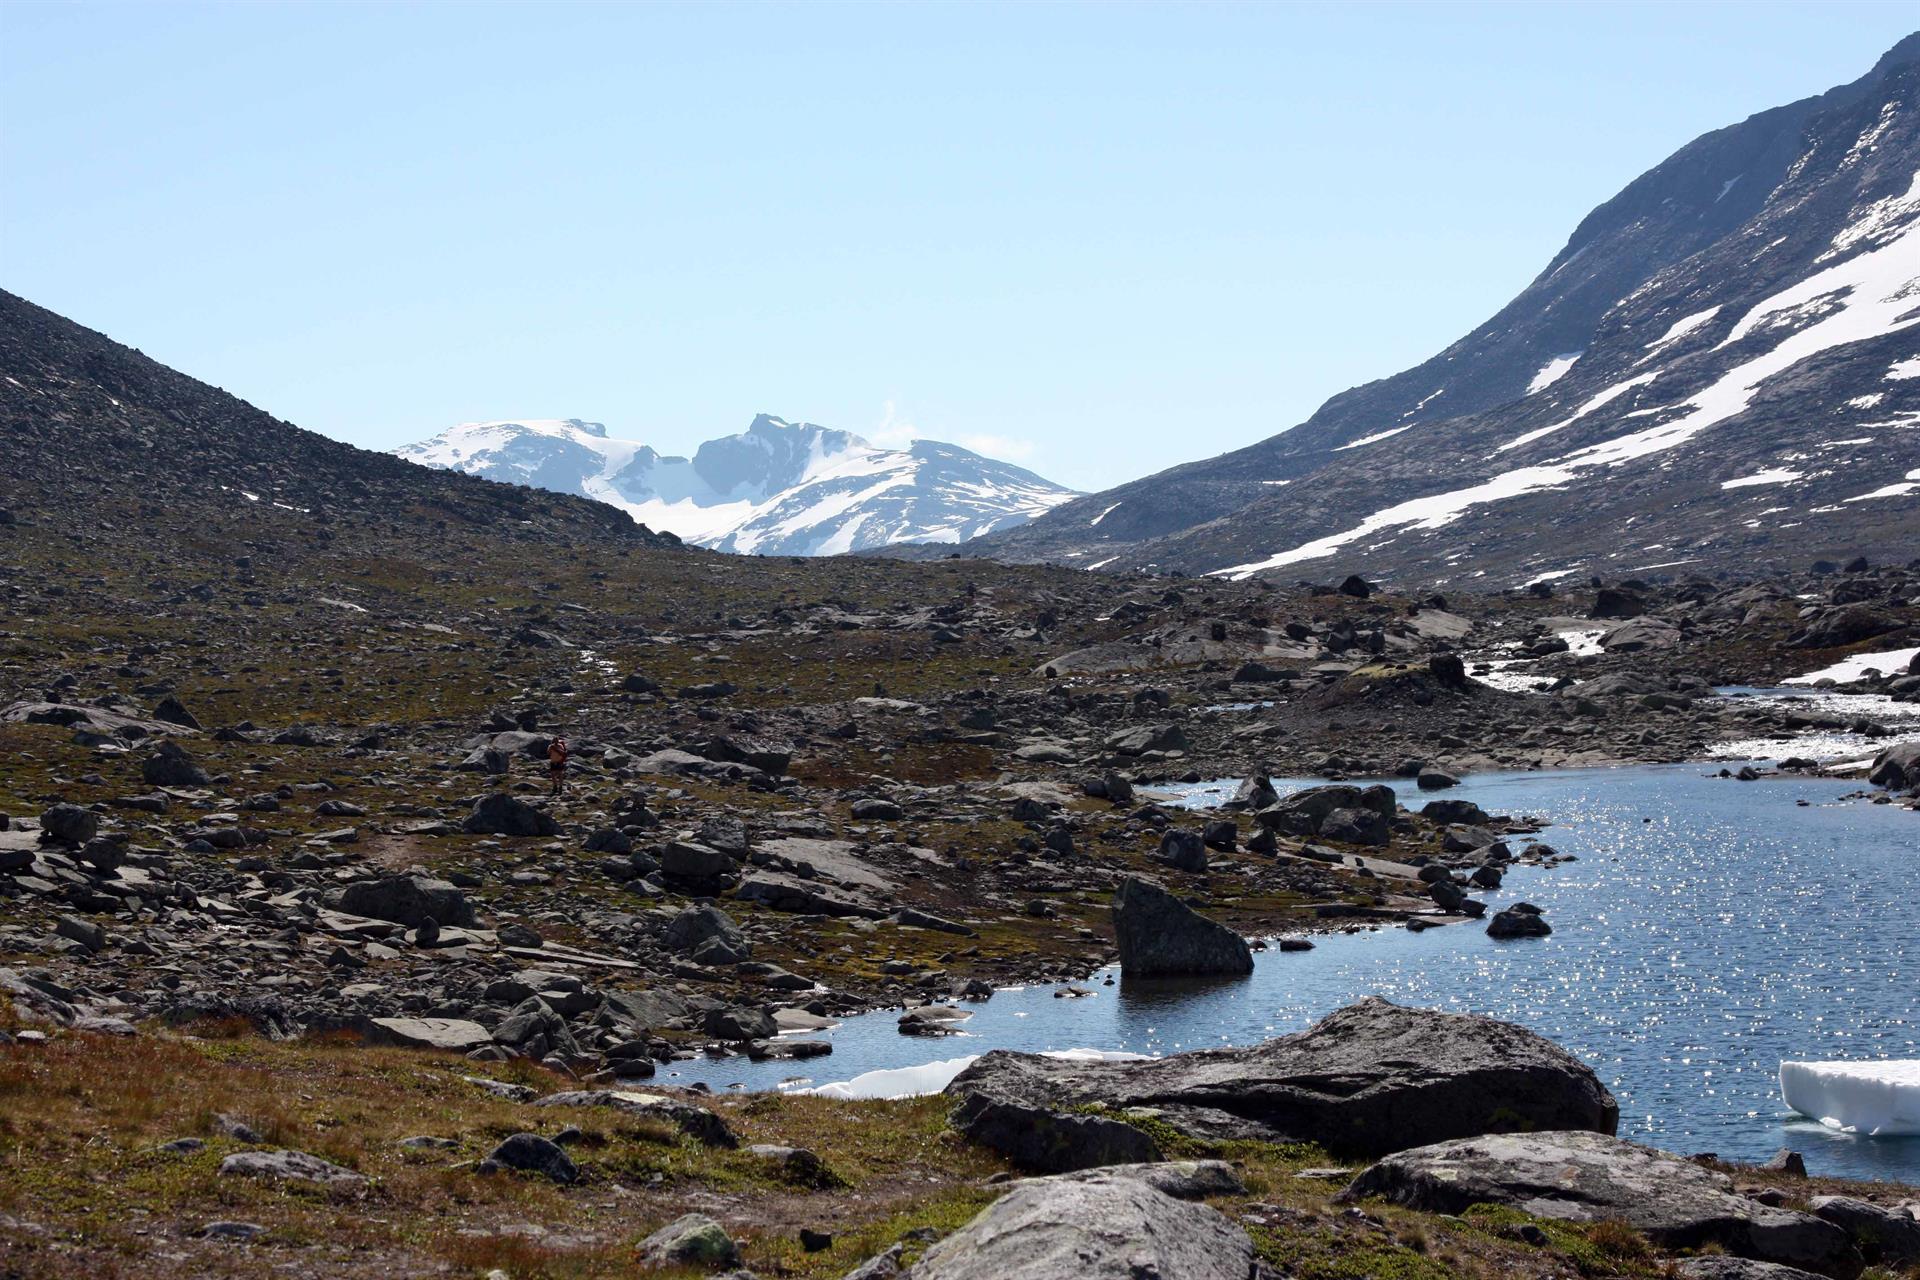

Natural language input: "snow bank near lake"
[1784,646,1920,685]
[1781,1059,1920,1136]
[794,1047,1151,1100]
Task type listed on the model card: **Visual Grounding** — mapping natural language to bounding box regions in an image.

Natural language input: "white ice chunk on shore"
[1780,1060,1920,1136]
[795,1047,1151,1100]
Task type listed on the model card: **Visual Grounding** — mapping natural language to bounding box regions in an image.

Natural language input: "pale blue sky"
[4,2,1915,491]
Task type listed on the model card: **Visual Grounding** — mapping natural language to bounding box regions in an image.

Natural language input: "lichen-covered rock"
[1344,1130,1862,1279]
[636,1213,740,1268]
[218,1149,368,1190]
[906,1171,1257,1279]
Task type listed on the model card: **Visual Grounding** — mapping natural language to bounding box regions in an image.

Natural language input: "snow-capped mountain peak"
[395,414,1077,555]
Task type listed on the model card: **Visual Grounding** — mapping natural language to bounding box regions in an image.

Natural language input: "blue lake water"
[662,764,1920,1182]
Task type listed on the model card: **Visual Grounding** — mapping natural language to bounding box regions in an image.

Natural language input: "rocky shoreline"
[2,554,1916,1078]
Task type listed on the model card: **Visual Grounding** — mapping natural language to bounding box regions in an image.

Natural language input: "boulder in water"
[1112,878,1252,978]
[1867,742,1920,791]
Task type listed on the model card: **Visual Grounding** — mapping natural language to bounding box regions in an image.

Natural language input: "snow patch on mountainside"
[1215,208,1920,580]
[1526,352,1583,393]
[1722,468,1804,489]
[397,415,1077,556]
[1334,424,1415,451]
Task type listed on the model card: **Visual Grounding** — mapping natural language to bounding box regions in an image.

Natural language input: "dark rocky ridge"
[0,290,678,558]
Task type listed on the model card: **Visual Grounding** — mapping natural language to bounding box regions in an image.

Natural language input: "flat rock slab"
[947,997,1617,1167]
[1020,1159,1246,1201]
[1344,1130,1862,1279]
[756,836,897,890]
[733,871,884,919]
[533,1090,736,1148]
[218,1149,368,1190]
[1676,1260,1828,1280]
[365,1017,492,1052]
[907,1170,1256,1280]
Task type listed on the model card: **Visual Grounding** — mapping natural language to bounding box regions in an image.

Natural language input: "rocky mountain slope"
[0,291,675,558]
[397,414,1076,555]
[956,33,1920,586]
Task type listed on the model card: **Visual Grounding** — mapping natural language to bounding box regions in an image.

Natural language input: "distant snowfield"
[1213,201,1920,582]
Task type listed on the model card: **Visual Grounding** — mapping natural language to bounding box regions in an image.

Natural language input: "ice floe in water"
[1781,1059,1920,1136]
[794,1047,1151,1100]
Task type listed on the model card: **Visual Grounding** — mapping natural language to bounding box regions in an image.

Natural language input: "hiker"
[547,734,569,795]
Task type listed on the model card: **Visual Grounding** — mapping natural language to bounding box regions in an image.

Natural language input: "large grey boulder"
[1343,1130,1862,1279]
[37,803,97,846]
[1156,828,1208,872]
[1021,1159,1246,1200]
[339,873,475,928]
[664,903,750,964]
[1256,783,1394,836]
[1675,1261,1826,1280]
[1791,605,1900,649]
[1867,742,1920,791]
[1810,1196,1920,1267]
[1600,617,1680,652]
[1319,806,1390,846]
[142,741,210,787]
[659,840,734,881]
[464,792,560,837]
[636,1213,740,1268]
[946,998,1615,1167]
[486,1132,578,1184]
[906,1170,1257,1280]
[1105,723,1190,757]
[490,997,579,1060]
[1112,878,1252,978]
[947,1085,1162,1174]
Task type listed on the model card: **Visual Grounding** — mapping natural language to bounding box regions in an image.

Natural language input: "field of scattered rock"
[3,292,1917,1276]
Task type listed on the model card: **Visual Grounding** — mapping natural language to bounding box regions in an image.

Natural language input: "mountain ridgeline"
[954,33,1920,585]
[396,415,1077,556]
[0,290,674,559]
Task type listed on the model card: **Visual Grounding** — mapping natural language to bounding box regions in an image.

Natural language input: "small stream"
[660,763,1918,1182]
